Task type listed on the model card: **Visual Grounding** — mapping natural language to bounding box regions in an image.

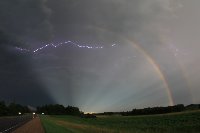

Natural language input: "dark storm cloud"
[46,0,171,43]
[0,0,172,45]
[0,0,53,44]
[0,31,55,106]
[0,0,196,111]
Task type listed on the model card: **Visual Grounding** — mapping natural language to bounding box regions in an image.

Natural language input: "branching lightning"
[15,40,117,54]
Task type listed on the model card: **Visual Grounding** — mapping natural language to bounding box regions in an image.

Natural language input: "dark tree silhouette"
[37,104,82,116]
[0,101,30,116]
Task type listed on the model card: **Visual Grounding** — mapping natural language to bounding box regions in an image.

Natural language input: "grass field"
[40,110,200,133]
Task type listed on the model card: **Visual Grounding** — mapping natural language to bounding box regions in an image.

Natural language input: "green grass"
[40,115,75,133]
[40,110,200,133]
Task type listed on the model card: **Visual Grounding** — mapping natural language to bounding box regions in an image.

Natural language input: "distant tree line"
[97,104,200,116]
[185,104,200,110]
[1,100,200,117]
[37,104,83,116]
[0,101,30,116]
[121,104,185,116]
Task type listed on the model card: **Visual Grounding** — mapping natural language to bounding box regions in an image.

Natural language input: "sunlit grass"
[40,110,200,133]
[40,116,74,133]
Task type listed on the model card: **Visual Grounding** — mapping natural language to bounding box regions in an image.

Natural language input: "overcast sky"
[0,0,199,112]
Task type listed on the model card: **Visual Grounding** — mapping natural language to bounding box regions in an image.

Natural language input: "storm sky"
[0,0,200,112]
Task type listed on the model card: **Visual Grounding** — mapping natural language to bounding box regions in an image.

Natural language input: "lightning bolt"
[15,40,117,54]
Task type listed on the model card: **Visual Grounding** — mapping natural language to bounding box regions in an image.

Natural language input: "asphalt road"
[0,115,32,133]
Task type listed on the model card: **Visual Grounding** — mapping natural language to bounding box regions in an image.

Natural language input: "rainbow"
[88,26,175,105]
[125,39,174,106]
